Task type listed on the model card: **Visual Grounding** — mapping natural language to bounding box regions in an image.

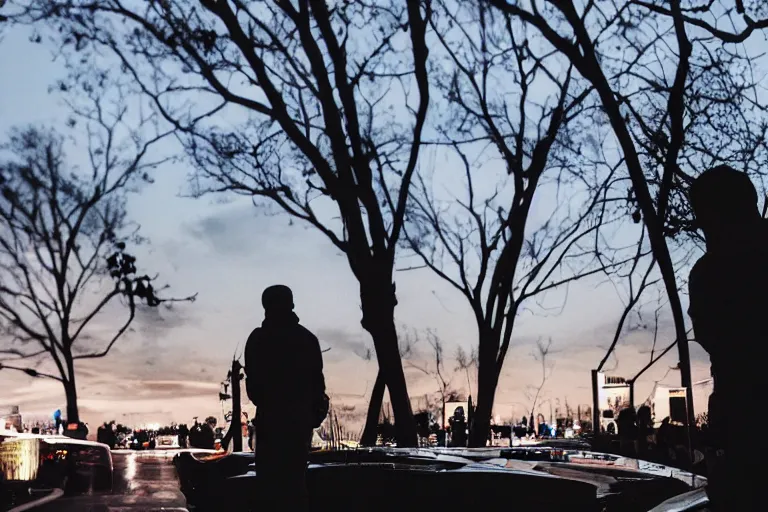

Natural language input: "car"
[0,430,114,497]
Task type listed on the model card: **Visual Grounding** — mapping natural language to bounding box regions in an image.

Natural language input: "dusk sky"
[0,23,714,430]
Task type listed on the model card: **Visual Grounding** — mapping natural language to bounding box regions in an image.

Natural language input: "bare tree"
[0,100,194,424]
[16,0,437,446]
[525,337,555,420]
[487,0,768,441]
[454,344,478,398]
[405,0,635,446]
[588,232,657,427]
[358,324,417,446]
[404,329,459,429]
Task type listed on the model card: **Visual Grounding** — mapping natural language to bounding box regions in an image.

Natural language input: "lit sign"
[0,438,41,481]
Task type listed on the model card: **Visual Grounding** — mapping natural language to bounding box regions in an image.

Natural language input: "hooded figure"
[244,285,326,510]
[688,165,767,510]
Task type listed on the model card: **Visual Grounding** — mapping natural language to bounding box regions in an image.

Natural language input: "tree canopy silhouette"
[12,0,434,445]
[0,98,195,424]
[486,0,768,439]
[405,0,640,445]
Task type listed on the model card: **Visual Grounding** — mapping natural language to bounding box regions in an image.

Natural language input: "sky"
[0,21,715,432]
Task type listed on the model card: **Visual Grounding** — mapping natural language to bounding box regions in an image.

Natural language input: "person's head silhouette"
[690,165,759,244]
[262,284,294,314]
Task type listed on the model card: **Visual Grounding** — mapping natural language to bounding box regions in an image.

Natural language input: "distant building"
[597,374,630,413]
[0,405,22,433]
[650,378,713,428]
[651,386,688,427]
[596,373,630,433]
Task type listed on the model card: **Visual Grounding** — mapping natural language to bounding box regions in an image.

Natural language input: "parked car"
[0,431,113,497]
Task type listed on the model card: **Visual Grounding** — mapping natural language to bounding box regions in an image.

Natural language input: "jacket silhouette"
[244,285,326,510]
[688,165,767,510]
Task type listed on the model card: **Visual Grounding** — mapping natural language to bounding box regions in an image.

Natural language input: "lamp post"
[230,360,243,452]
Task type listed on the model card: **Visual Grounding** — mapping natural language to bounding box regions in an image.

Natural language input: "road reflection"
[124,451,138,491]
[38,449,188,510]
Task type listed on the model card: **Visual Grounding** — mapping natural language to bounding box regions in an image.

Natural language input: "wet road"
[38,450,188,511]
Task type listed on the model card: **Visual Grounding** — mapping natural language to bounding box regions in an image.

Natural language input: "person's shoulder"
[689,252,715,283]
[296,323,319,341]
[244,327,263,349]
[249,325,265,336]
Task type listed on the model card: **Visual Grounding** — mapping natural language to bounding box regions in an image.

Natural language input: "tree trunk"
[591,369,600,435]
[442,397,446,436]
[231,360,243,452]
[469,376,498,447]
[360,283,417,447]
[468,330,499,447]
[469,342,500,447]
[64,378,79,425]
[360,370,385,446]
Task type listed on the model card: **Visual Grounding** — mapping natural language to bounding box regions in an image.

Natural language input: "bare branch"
[0,94,192,421]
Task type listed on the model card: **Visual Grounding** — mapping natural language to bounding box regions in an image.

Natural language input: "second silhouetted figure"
[688,165,767,510]
[244,285,326,511]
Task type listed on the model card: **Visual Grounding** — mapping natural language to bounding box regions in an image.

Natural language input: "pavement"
[35,450,188,511]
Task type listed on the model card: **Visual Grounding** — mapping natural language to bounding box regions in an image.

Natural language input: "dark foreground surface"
[37,450,187,512]
[175,447,707,511]
[5,445,708,511]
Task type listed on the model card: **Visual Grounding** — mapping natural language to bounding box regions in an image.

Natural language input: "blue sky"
[0,22,714,429]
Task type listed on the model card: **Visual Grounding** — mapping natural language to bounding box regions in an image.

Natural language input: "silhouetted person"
[97,423,106,445]
[201,417,216,450]
[617,407,638,458]
[688,165,767,510]
[636,405,654,458]
[655,417,673,463]
[188,418,214,450]
[178,423,189,448]
[449,407,467,447]
[98,422,115,449]
[245,285,326,511]
[188,419,199,448]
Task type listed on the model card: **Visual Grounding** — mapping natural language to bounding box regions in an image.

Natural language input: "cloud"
[315,327,370,361]
[182,202,282,255]
[575,310,712,365]
[131,301,197,335]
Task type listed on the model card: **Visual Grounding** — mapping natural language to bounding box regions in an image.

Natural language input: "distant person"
[97,422,113,448]
[655,417,673,463]
[635,405,654,458]
[688,165,767,510]
[189,418,213,449]
[199,417,216,450]
[448,407,467,447]
[178,424,189,449]
[617,407,638,458]
[244,285,327,510]
[248,418,257,452]
[97,423,106,445]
